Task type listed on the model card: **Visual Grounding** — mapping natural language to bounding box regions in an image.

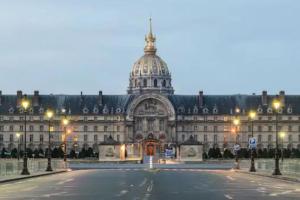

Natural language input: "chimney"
[98,91,103,106]
[198,90,204,108]
[17,90,23,107]
[0,90,2,105]
[279,90,285,106]
[33,90,39,106]
[262,91,267,106]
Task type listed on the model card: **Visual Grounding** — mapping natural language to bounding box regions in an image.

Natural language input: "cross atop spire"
[144,18,157,55]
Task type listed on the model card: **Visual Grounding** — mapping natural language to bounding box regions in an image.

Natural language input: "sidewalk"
[236,169,300,183]
[0,170,68,183]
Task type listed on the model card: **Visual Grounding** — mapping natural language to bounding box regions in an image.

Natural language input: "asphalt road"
[0,169,299,200]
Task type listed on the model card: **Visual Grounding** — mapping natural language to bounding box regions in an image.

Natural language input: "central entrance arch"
[126,94,176,162]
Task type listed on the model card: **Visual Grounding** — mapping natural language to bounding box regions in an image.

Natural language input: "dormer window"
[103,105,109,114]
[193,106,198,114]
[257,106,263,114]
[267,107,273,114]
[203,108,209,114]
[82,107,89,114]
[213,108,218,114]
[93,107,99,114]
[8,107,14,114]
[287,106,293,114]
[178,106,185,114]
[116,108,122,114]
[19,108,24,114]
[278,108,283,114]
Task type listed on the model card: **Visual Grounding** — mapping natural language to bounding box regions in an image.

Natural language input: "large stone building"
[0,20,300,160]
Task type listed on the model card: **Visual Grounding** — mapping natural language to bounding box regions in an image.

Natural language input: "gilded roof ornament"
[144,18,157,54]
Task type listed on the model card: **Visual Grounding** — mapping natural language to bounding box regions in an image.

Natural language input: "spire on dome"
[144,18,157,55]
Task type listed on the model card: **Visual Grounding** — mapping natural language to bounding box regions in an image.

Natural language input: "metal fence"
[0,159,68,176]
[240,159,300,175]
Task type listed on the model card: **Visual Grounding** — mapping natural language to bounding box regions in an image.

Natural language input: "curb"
[235,170,300,183]
[0,170,68,184]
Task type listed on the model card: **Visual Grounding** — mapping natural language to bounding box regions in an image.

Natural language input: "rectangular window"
[0,134,3,142]
[268,135,272,143]
[104,135,108,141]
[9,116,14,121]
[213,134,217,143]
[29,125,34,132]
[258,135,262,143]
[278,126,282,131]
[39,125,44,132]
[0,126,3,131]
[213,126,218,132]
[84,126,88,132]
[117,135,120,141]
[194,126,198,131]
[94,126,98,132]
[20,125,23,131]
[181,134,185,141]
[9,134,13,142]
[104,126,108,132]
[117,126,120,132]
[268,126,272,132]
[94,134,98,142]
[84,134,88,142]
[40,134,43,143]
[268,116,272,121]
[204,134,208,142]
[29,134,33,142]
[9,125,14,131]
[194,134,198,141]
[204,126,208,132]
[19,116,24,121]
[288,135,292,142]
[248,125,251,132]
[258,126,262,132]
[288,126,292,132]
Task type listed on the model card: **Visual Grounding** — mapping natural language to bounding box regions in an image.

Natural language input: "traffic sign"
[249,137,257,149]
[233,144,240,151]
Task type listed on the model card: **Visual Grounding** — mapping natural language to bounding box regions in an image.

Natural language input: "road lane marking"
[147,180,153,192]
[224,194,233,199]
[226,176,235,181]
[57,178,74,185]
[21,186,37,192]
[139,178,147,187]
[116,190,128,197]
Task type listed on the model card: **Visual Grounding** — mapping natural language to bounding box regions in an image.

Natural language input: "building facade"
[0,21,300,159]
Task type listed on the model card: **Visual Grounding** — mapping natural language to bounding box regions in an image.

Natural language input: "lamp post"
[248,111,256,172]
[279,131,285,162]
[62,116,69,162]
[16,132,21,160]
[45,109,54,171]
[272,99,282,175]
[21,95,30,175]
[233,117,240,169]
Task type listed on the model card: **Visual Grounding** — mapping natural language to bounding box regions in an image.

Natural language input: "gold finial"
[144,18,156,55]
[149,17,153,36]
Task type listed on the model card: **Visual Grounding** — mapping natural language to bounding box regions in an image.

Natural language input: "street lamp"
[279,131,286,162]
[45,109,54,171]
[233,117,240,169]
[16,132,21,160]
[21,95,30,175]
[62,116,69,162]
[248,110,256,172]
[272,98,282,175]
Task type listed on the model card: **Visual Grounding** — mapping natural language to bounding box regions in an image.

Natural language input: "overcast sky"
[0,0,299,95]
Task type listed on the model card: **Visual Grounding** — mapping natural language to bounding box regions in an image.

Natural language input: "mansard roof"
[0,93,299,115]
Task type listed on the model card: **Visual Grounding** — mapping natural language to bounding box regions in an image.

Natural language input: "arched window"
[162,80,166,87]
[154,79,157,87]
[143,79,147,87]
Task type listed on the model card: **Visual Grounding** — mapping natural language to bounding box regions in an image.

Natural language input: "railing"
[240,159,300,175]
[0,159,68,176]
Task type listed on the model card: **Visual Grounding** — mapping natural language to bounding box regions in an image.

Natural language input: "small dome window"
[267,107,273,114]
[203,108,209,114]
[287,107,293,114]
[82,107,89,114]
